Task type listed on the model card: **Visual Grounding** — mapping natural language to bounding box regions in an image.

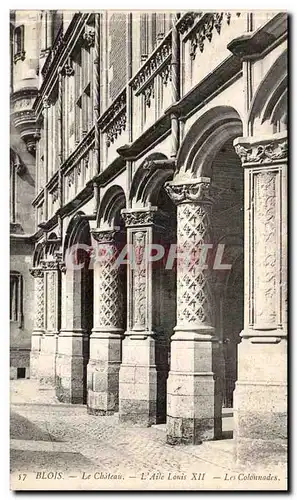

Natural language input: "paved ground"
[10,380,287,491]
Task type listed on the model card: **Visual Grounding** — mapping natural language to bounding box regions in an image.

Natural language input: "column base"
[166,333,223,444]
[87,361,121,415]
[87,331,123,415]
[38,334,57,389]
[55,331,88,404]
[29,331,43,379]
[29,351,40,380]
[55,354,87,404]
[119,336,168,427]
[166,416,222,445]
[234,381,287,466]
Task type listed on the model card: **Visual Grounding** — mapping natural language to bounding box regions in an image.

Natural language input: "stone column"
[29,267,44,379]
[38,258,60,387]
[55,261,89,404]
[233,132,287,465]
[164,178,222,444]
[87,229,124,415]
[118,208,169,426]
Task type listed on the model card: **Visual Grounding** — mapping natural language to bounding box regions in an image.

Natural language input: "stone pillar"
[29,267,44,379]
[118,208,169,426]
[38,257,60,387]
[233,132,287,465]
[87,229,124,415]
[56,261,89,404]
[164,179,222,444]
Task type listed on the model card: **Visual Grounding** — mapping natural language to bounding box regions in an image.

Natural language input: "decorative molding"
[132,231,146,329]
[177,12,202,35]
[106,112,126,147]
[143,82,154,107]
[82,28,95,48]
[254,171,277,326]
[122,209,168,228]
[41,259,60,271]
[165,179,213,205]
[91,229,117,244]
[131,34,172,92]
[62,59,75,77]
[176,202,214,326]
[234,137,288,165]
[188,12,236,61]
[51,189,59,203]
[98,90,127,147]
[59,261,67,274]
[160,65,172,86]
[29,267,43,279]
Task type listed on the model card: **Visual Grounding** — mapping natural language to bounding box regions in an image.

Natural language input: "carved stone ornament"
[59,261,67,274]
[83,29,95,48]
[189,12,234,61]
[91,229,116,244]
[29,267,43,278]
[165,180,213,205]
[41,258,60,271]
[62,61,75,77]
[122,209,168,228]
[234,138,288,165]
[42,95,51,109]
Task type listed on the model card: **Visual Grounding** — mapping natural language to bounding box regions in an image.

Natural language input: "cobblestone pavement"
[10,380,287,491]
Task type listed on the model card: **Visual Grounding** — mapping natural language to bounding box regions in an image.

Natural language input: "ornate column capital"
[165,177,213,205]
[234,133,287,167]
[41,259,60,271]
[29,267,43,278]
[91,229,117,244]
[121,208,169,229]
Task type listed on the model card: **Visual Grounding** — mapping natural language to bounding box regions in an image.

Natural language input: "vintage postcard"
[10,9,288,491]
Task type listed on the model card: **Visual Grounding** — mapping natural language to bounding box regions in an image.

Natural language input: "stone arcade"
[10,10,287,465]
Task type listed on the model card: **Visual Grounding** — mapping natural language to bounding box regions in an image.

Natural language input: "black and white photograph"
[9,9,288,491]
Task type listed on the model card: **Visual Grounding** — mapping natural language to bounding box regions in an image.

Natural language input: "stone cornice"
[234,133,287,167]
[165,178,213,205]
[227,13,287,60]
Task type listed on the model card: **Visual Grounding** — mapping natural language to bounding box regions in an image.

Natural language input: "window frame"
[10,271,23,327]
[13,25,25,63]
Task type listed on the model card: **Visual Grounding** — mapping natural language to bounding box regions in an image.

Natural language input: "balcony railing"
[98,88,127,147]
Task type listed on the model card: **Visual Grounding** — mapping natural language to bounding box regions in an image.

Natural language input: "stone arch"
[46,232,60,258]
[97,185,126,230]
[33,242,45,267]
[248,49,287,134]
[62,211,91,262]
[175,106,243,180]
[129,153,174,208]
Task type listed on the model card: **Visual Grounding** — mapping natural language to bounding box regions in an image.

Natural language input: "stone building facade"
[10,10,287,465]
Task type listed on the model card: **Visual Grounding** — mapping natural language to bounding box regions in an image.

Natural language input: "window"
[10,272,23,326]
[14,25,25,62]
[73,32,94,144]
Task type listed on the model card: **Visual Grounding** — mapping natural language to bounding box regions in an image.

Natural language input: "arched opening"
[211,137,244,419]
[166,106,244,444]
[87,186,127,415]
[57,214,93,404]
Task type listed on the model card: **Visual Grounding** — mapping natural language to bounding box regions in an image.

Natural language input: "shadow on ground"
[10,411,60,442]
